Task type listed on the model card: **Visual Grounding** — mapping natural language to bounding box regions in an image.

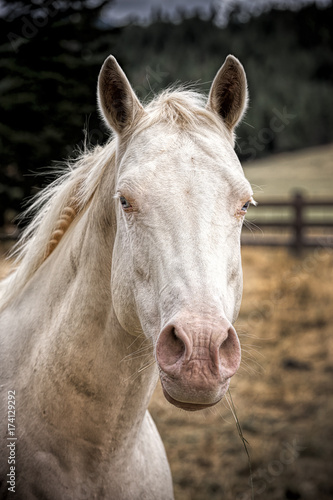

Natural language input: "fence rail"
[1,193,333,253]
[241,192,333,252]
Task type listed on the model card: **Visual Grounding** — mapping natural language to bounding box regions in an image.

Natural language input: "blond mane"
[0,88,229,310]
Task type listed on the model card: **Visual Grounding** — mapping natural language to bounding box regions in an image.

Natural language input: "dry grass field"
[0,144,332,500]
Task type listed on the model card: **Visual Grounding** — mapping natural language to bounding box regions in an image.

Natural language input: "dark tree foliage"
[0,1,332,224]
[0,0,116,224]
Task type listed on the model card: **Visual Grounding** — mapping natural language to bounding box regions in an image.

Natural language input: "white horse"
[0,55,253,499]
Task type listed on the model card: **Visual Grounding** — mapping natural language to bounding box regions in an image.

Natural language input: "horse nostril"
[218,325,241,378]
[170,328,185,358]
[156,325,187,372]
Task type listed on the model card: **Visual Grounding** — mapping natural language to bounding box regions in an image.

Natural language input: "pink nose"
[156,313,241,411]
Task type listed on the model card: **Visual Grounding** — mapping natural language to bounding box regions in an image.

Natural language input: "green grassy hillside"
[242,143,333,235]
[243,143,333,200]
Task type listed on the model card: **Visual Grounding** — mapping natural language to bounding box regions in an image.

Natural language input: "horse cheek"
[111,252,139,336]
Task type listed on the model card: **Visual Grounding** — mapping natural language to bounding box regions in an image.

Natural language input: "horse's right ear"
[98,56,144,134]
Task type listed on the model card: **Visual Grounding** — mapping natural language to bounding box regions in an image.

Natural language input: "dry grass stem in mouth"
[226,389,254,500]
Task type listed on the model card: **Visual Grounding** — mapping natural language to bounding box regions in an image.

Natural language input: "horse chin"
[161,384,222,412]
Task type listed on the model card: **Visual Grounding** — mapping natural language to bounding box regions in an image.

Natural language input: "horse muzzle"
[155,311,241,411]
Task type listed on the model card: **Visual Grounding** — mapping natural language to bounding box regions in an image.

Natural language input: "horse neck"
[15,184,158,453]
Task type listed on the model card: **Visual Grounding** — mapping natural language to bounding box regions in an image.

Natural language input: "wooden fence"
[1,192,333,253]
[241,192,333,252]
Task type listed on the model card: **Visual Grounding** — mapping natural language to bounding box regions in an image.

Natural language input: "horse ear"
[98,55,144,134]
[207,55,248,133]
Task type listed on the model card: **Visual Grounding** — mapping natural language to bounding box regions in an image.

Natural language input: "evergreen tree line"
[0,0,332,225]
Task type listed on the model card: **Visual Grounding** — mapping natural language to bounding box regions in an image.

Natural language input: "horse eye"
[241,201,250,212]
[120,196,132,210]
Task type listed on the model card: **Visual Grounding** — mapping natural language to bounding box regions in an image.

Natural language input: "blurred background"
[0,0,332,499]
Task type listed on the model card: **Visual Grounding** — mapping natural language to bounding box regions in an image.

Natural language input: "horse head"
[98,55,252,411]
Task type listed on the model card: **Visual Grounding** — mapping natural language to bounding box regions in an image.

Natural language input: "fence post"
[293,191,304,254]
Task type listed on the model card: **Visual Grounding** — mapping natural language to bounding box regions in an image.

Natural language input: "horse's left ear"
[98,55,144,134]
[207,55,248,133]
